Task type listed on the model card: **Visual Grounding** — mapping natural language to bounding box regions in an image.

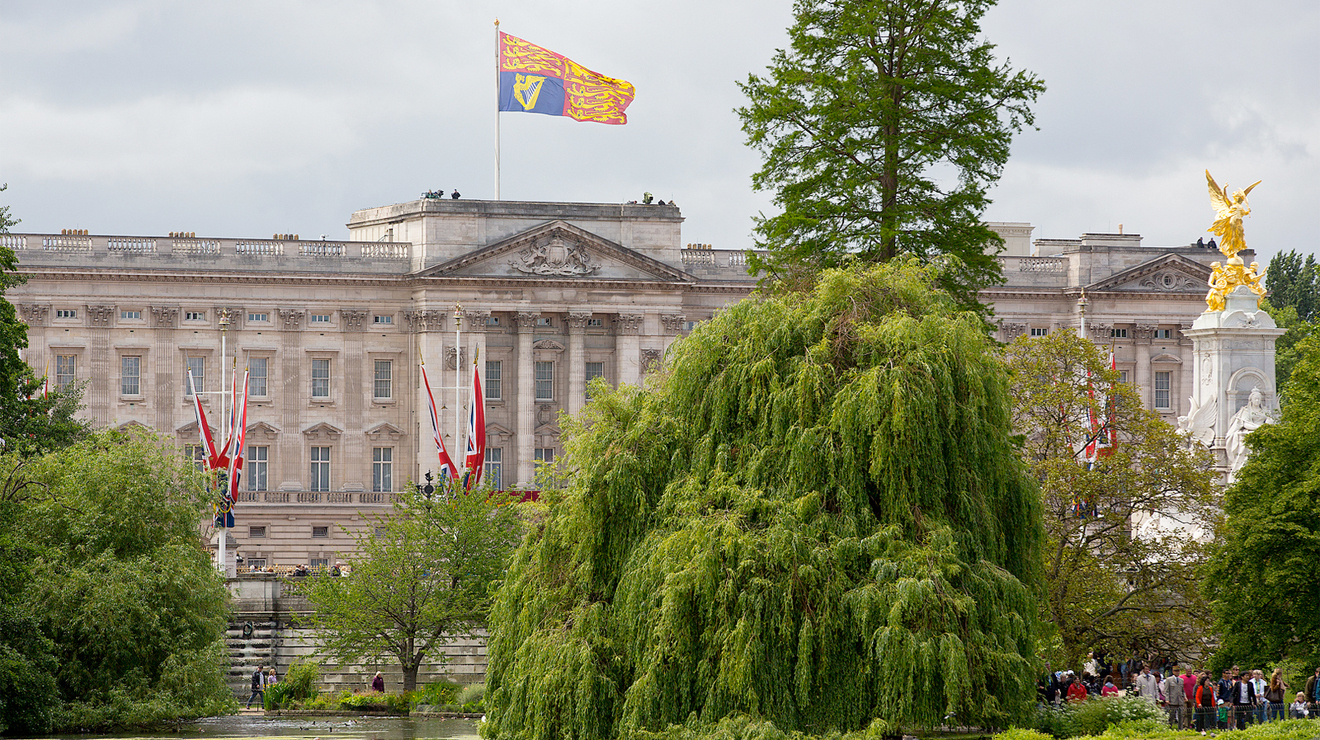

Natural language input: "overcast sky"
[2,1,1317,264]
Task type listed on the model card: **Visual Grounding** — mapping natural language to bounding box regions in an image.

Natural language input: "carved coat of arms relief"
[509,235,601,277]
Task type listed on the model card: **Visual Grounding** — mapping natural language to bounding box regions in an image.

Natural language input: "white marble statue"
[1226,387,1271,481]
[1176,394,1217,448]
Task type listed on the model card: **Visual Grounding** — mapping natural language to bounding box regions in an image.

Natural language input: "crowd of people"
[1040,653,1320,732]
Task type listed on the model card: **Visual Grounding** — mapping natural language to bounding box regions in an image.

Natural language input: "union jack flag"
[421,359,459,480]
[463,358,486,489]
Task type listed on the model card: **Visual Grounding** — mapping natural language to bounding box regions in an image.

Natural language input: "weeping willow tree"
[483,261,1043,740]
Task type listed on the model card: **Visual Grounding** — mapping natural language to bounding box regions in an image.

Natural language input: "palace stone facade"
[4,203,1235,567]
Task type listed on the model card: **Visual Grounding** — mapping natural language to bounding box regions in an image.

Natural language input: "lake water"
[42,715,480,740]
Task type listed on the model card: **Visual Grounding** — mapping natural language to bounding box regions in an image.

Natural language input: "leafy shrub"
[416,679,461,706]
[284,660,320,702]
[1070,696,1165,736]
[996,729,1055,740]
[336,691,410,713]
[263,682,294,710]
[1031,703,1080,739]
[457,683,485,705]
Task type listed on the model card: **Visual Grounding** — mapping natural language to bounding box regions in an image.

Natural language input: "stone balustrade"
[233,490,396,505]
[679,247,761,280]
[6,232,412,275]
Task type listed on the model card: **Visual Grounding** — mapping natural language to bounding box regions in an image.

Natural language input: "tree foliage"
[0,184,89,454]
[0,430,234,734]
[483,262,1044,740]
[301,484,524,691]
[1005,331,1216,667]
[737,0,1043,308]
[1204,334,1320,669]
[1267,250,1319,322]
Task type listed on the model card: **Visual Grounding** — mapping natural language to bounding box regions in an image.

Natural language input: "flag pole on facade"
[454,304,464,474]
[494,18,501,201]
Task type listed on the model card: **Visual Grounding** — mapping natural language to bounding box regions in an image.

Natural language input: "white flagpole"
[494,18,501,201]
[218,311,229,575]
[454,305,464,478]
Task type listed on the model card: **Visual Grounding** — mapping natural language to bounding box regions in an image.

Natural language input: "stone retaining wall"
[227,575,487,698]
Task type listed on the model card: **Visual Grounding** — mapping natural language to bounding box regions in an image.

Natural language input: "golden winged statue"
[1204,170,1266,311]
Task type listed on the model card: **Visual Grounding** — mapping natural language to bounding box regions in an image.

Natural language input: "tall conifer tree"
[483,262,1043,740]
[737,0,1043,309]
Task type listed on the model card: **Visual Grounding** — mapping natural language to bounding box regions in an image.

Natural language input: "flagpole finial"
[494,18,500,27]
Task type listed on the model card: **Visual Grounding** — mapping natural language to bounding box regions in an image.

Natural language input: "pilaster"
[566,312,591,416]
[151,306,178,433]
[614,313,644,388]
[514,311,539,487]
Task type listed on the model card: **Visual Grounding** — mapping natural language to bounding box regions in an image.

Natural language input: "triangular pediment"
[366,422,404,441]
[303,422,343,439]
[415,221,694,283]
[118,420,150,433]
[1086,254,1212,294]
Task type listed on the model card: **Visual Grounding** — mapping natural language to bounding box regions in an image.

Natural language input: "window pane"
[121,356,140,396]
[249,357,268,396]
[185,357,205,396]
[485,360,502,400]
[311,358,330,398]
[484,448,502,489]
[56,355,76,389]
[247,445,268,491]
[585,362,604,397]
[310,446,330,491]
[373,447,393,492]
[1154,371,1171,409]
[374,360,392,399]
[535,361,553,401]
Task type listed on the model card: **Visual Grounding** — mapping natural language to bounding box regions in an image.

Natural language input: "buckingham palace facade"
[3,201,1233,568]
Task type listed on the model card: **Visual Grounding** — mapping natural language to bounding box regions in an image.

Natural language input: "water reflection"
[43,715,480,740]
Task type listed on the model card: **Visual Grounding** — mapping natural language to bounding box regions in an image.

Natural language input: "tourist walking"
[1265,668,1288,721]
[371,671,385,693]
[1162,667,1186,728]
[246,665,266,709]
[1231,671,1256,728]
[1135,666,1159,702]
[1195,676,1217,733]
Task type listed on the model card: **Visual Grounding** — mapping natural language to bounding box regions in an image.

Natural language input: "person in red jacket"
[1068,674,1090,702]
[1102,676,1120,697]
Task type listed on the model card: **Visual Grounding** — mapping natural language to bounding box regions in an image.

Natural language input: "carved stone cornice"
[513,311,540,332]
[277,308,305,331]
[19,304,48,327]
[998,321,1027,342]
[87,305,115,328]
[565,312,592,332]
[614,313,644,336]
[339,309,368,332]
[462,309,491,334]
[660,313,687,334]
[640,348,664,372]
[444,346,468,369]
[151,306,178,329]
[404,310,446,332]
[1134,324,1157,343]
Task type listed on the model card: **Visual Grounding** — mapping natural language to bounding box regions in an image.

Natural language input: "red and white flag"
[226,370,250,501]
[187,370,218,467]
[464,357,486,488]
[421,359,459,480]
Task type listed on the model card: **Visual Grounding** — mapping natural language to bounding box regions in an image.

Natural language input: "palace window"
[310,558,329,569]
[185,311,206,321]
[185,357,205,396]
[486,316,500,326]
[249,526,266,539]
[248,312,269,323]
[1110,328,1128,339]
[587,318,604,327]
[248,357,268,397]
[310,446,331,491]
[1156,328,1173,339]
[373,360,392,399]
[55,309,76,319]
[184,444,206,471]
[120,356,141,396]
[534,361,554,401]
[373,315,393,325]
[536,317,553,327]
[1154,371,1172,409]
[246,558,267,569]
[485,360,502,400]
[310,314,331,324]
[120,310,142,320]
[311,358,330,398]
[55,354,76,389]
[1030,327,1049,337]
[311,526,329,538]
[585,362,605,397]
[373,447,393,492]
[247,446,268,492]
[484,448,502,489]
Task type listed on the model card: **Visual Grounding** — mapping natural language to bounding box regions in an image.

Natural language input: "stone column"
[276,308,304,492]
[339,309,368,492]
[1134,324,1155,408]
[19,304,48,384]
[565,312,591,416]
[514,311,539,487]
[150,306,178,434]
[614,313,644,388]
[660,313,686,354]
[87,305,115,426]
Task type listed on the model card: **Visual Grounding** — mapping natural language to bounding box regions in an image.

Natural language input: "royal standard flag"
[499,32,634,125]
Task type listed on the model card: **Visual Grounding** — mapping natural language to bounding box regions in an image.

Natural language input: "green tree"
[12,429,234,732]
[302,483,524,691]
[483,262,1044,740]
[1005,331,1217,667]
[1204,334,1320,670]
[0,184,89,454]
[1266,250,1319,321]
[737,0,1044,308]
